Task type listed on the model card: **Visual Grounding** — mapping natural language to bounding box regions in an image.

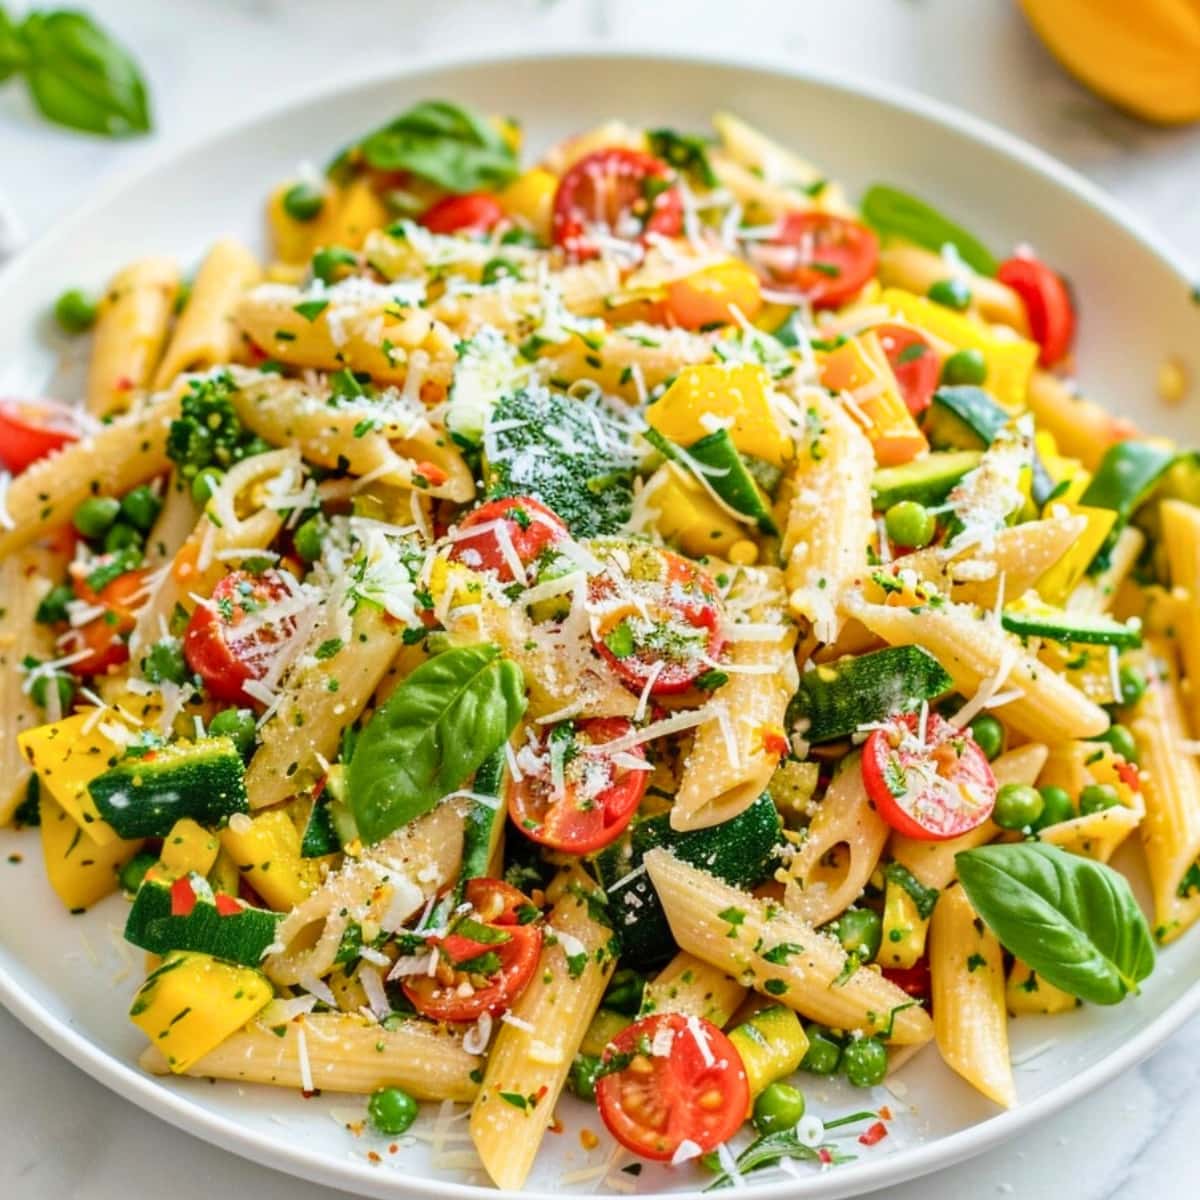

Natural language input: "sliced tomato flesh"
[508,717,647,854]
[0,398,81,474]
[449,496,568,582]
[590,545,724,696]
[552,148,683,262]
[996,255,1075,367]
[876,323,940,415]
[595,1013,748,1162]
[862,711,996,841]
[745,211,878,309]
[420,192,505,236]
[65,562,148,676]
[183,568,299,705]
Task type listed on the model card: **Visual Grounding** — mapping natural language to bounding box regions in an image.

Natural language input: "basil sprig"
[861,184,997,276]
[956,842,1154,1005]
[0,6,151,136]
[347,643,525,845]
[329,99,518,193]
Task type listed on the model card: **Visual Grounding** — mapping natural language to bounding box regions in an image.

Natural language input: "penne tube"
[1160,498,1200,736]
[1025,371,1138,471]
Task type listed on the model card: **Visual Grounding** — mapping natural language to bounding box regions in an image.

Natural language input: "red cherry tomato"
[448,496,568,582]
[66,562,148,676]
[595,1013,749,1162]
[875,323,940,415]
[507,717,647,854]
[862,711,997,841]
[183,568,299,705]
[0,398,81,474]
[552,148,683,262]
[996,255,1075,367]
[745,211,878,309]
[882,959,931,1001]
[420,192,505,236]
[591,546,724,696]
[402,881,543,1023]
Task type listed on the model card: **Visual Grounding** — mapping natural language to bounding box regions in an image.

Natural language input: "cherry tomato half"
[552,148,683,262]
[862,711,997,841]
[663,261,763,330]
[745,211,878,309]
[508,717,647,854]
[402,880,542,1023]
[882,959,931,1002]
[591,545,724,696]
[0,398,81,474]
[66,562,148,676]
[420,192,505,236]
[996,255,1075,367]
[595,1012,749,1162]
[183,568,299,705]
[875,323,940,416]
[448,496,568,582]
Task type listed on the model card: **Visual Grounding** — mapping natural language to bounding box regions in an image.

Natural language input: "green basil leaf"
[18,10,151,137]
[861,184,998,277]
[347,643,525,844]
[956,842,1154,1005]
[330,99,517,193]
[0,9,26,83]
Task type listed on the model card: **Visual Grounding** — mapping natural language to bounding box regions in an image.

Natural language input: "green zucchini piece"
[787,646,954,744]
[594,792,782,968]
[1000,609,1143,648]
[1079,441,1178,565]
[124,874,281,966]
[871,450,981,510]
[89,736,248,839]
[300,802,340,858]
[860,185,999,277]
[459,749,506,887]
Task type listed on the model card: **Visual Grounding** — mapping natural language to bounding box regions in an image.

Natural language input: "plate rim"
[2,42,1198,1200]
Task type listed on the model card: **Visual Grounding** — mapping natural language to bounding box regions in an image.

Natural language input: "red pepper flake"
[214,892,241,916]
[1115,761,1141,791]
[858,1121,889,1147]
[388,1143,399,1154]
[533,1084,549,1104]
[878,1105,893,1121]
[758,724,789,759]
[115,375,134,392]
[170,876,197,916]
[367,1150,382,1164]
[548,1116,564,1134]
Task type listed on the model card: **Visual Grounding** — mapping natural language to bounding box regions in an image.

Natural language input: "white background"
[1,2,1198,1198]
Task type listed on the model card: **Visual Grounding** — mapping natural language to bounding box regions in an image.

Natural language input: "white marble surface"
[2,1,1198,1197]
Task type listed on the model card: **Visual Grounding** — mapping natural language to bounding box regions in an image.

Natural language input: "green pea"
[831,908,882,962]
[752,1081,806,1135]
[120,485,162,533]
[293,516,327,563]
[103,521,143,554]
[31,671,75,712]
[884,500,936,549]
[482,257,521,285]
[73,495,121,539]
[969,714,1005,761]
[940,348,988,386]
[367,1086,418,1136]
[800,1025,843,1076]
[993,782,1045,831]
[312,245,357,285]
[209,707,258,757]
[191,467,224,505]
[35,583,75,625]
[567,1053,601,1102]
[119,850,158,895]
[1117,664,1148,706]
[1079,783,1121,815]
[54,288,98,334]
[842,1036,888,1088]
[602,968,645,1016]
[142,638,188,686]
[928,278,972,311]
[1095,723,1139,764]
[283,182,325,222]
[1034,785,1075,830]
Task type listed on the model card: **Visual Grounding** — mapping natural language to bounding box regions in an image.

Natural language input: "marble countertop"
[1,1,1198,1197]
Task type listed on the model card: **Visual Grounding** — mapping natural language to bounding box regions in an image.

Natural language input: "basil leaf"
[347,643,525,844]
[0,10,24,83]
[331,99,517,193]
[861,184,997,277]
[18,10,151,136]
[956,842,1154,1005]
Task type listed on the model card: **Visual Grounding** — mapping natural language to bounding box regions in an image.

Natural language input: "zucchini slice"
[871,449,981,510]
[1000,608,1142,648]
[1079,440,1178,564]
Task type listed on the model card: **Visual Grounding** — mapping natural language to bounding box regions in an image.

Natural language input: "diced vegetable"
[219,808,326,911]
[728,1005,810,1100]
[1078,440,1177,565]
[40,793,143,911]
[871,449,981,510]
[1000,607,1142,648]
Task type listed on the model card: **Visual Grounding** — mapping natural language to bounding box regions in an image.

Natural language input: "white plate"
[1,47,1197,1200]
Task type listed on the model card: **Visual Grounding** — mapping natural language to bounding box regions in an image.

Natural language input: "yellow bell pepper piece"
[1035,504,1117,604]
[499,168,558,242]
[878,879,931,969]
[129,950,273,1073]
[646,363,791,467]
[819,332,928,467]
[152,818,220,882]
[641,464,746,558]
[218,808,324,912]
[326,176,390,251]
[18,711,124,846]
[207,847,242,898]
[40,793,143,911]
[266,182,338,265]
[881,288,1038,412]
[727,1005,809,1100]
[1006,959,1078,1015]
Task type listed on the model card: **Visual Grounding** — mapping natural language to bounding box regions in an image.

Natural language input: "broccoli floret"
[483,386,635,537]
[166,371,264,480]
